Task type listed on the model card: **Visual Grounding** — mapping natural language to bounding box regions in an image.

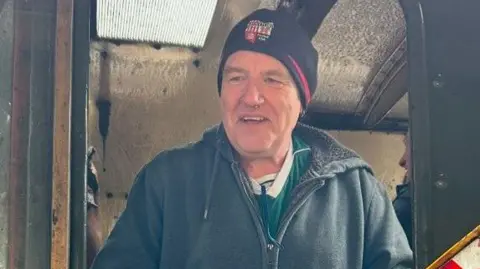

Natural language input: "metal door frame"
[400,0,480,267]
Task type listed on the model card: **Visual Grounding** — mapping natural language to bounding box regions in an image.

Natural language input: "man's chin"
[234,141,272,157]
[238,145,270,154]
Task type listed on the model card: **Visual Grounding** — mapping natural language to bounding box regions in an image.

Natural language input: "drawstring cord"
[260,185,282,248]
[203,148,220,220]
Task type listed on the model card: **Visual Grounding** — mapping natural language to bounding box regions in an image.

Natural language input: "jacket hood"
[200,123,373,179]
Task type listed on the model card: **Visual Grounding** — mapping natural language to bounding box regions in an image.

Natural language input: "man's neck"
[241,140,292,180]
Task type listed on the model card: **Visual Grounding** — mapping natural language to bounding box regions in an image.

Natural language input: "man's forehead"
[226,51,285,66]
[223,51,290,76]
[223,65,288,76]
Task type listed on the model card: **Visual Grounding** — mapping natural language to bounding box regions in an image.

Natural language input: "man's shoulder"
[323,165,386,208]
[295,124,370,171]
[142,140,213,174]
[158,139,211,160]
[331,165,377,190]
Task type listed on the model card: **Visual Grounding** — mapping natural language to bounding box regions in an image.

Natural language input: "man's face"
[220,50,302,158]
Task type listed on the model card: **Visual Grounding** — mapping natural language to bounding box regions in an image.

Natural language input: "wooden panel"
[98,194,129,239]
[51,0,74,267]
[8,0,58,268]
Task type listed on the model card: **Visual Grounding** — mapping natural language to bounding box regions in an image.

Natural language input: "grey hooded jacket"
[91,124,413,269]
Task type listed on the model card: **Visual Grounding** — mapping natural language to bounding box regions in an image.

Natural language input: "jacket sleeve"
[362,171,414,269]
[90,167,163,269]
[392,187,414,249]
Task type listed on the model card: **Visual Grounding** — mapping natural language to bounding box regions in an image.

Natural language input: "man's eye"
[265,77,283,85]
[227,76,245,83]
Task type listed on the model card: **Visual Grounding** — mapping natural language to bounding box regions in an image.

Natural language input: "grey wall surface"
[0,0,13,267]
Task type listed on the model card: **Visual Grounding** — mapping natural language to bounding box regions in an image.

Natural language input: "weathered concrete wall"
[87,44,223,236]
[329,131,405,197]
[0,0,13,267]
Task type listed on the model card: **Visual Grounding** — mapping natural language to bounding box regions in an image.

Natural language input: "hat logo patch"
[245,20,274,43]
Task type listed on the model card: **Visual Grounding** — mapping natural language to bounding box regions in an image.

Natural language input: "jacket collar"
[201,123,372,179]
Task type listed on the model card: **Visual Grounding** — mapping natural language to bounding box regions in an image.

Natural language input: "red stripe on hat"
[288,55,311,104]
[441,260,463,269]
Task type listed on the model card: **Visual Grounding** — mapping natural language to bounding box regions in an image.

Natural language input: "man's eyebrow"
[223,66,247,75]
[264,69,291,80]
[223,66,291,80]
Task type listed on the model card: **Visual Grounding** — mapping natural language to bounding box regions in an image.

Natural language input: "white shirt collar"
[250,142,294,198]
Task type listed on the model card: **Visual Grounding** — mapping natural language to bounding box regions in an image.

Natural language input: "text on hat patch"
[245,20,274,44]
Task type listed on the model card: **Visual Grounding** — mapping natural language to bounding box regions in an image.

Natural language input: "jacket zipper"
[277,179,326,237]
[270,178,328,269]
[232,163,329,269]
[231,163,271,269]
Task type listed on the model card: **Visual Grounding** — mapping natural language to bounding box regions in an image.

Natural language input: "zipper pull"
[267,243,275,267]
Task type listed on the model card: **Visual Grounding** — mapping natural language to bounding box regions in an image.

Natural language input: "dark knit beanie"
[217,8,319,109]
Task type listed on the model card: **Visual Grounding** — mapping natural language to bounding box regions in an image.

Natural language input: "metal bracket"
[356,38,408,127]
[277,0,338,40]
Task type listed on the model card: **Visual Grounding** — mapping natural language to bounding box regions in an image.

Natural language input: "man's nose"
[241,81,264,106]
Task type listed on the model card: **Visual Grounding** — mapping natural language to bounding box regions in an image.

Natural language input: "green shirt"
[256,136,311,237]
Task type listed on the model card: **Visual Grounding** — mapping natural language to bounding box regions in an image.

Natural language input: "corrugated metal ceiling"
[96,0,218,48]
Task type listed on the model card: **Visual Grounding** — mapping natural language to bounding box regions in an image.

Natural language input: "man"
[91,9,412,269]
[393,132,413,248]
[87,147,103,268]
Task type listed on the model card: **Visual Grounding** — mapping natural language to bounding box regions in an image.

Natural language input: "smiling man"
[91,9,413,269]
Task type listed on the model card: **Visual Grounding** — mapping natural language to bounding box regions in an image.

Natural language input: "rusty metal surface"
[7,0,57,268]
[51,0,74,268]
[0,0,13,267]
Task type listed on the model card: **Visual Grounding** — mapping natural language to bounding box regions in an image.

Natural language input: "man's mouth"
[239,116,268,123]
